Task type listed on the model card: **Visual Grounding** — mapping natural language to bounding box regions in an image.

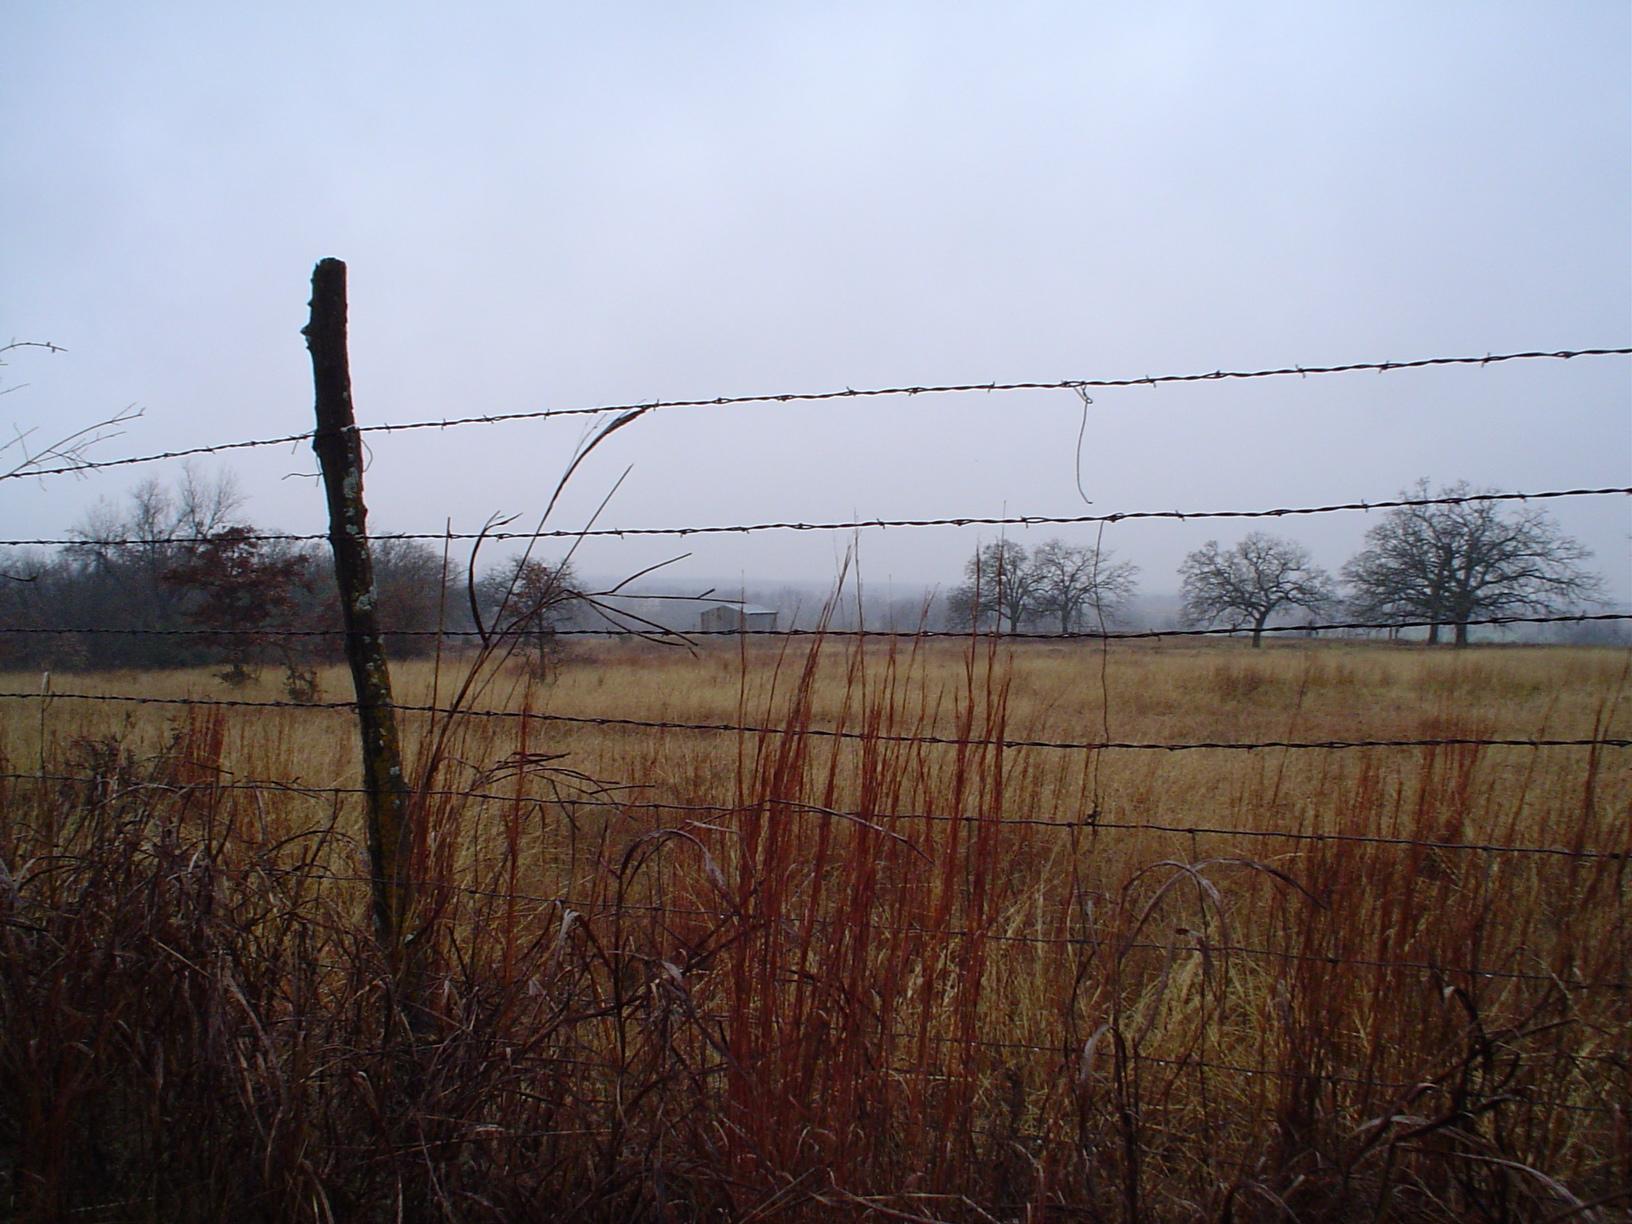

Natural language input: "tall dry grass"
[0,637,1627,1220]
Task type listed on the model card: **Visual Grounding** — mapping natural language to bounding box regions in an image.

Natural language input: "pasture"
[1,638,1627,1220]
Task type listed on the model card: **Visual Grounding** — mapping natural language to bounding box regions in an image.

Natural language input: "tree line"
[0,469,584,685]
[947,480,1604,646]
[1,473,1609,681]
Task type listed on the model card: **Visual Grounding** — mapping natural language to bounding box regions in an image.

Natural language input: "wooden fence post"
[303,258,417,964]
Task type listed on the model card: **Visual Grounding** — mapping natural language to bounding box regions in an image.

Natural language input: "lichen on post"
[303,258,417,967]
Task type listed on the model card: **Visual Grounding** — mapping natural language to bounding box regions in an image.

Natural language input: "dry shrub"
[0,639,1626,1221]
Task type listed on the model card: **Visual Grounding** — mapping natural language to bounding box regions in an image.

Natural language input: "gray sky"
[4,2,1629,606]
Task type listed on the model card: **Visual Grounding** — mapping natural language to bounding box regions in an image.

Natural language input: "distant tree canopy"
[474,555,584,676]
[1342,480,1602,646]
[1179,533,1334,647]
[163,525,312,685]
[8,468,1616,674]
[948,540,1036,633]
[31,467,261,670]
[947,539,1139,634]
[1029,539,1140,634]
[372,536,455,652]
[0,470,587,680]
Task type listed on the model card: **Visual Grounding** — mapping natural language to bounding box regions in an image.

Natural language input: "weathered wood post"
[303,258,417,964]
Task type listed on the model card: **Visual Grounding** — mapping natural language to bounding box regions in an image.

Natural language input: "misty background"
[3,3,1628,632]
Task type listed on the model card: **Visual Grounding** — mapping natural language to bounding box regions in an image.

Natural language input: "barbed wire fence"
[3,262,1628,1202]
[2,345,1627,486]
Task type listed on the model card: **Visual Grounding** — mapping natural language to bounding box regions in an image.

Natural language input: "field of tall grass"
[1,636,1627,1221]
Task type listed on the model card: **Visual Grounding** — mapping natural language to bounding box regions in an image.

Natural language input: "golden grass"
[1,638,1628,1220]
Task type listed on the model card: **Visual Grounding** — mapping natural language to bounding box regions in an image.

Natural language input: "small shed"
[699,604,779,634]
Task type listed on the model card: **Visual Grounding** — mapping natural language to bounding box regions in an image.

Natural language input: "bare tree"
[942,583,981,632]
[477,555,583,676]
[69,466,243,570]
[1342,480,1602,646]
[371,535,458,652]
[44,468,250,668]
[1029,539,1140,633]
[949,540,1037,633]
[1180,533,1334,647]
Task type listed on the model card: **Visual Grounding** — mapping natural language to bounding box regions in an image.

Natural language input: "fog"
[4,3,1628,611]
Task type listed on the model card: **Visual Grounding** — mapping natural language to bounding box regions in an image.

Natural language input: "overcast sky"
[3,2,1628,607]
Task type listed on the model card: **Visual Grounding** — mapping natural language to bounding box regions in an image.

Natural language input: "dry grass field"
[1,636,1627,1221]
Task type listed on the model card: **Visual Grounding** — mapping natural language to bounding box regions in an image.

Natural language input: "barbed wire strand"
[6,347,1627,484]
[286,882,1632,997]
[8,773,1626,862]
[9,346,1627,1142]
[7,484,1628,550]
[1,610,1626,642]
[2,802,1619,992]
[7,688,1629,753]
